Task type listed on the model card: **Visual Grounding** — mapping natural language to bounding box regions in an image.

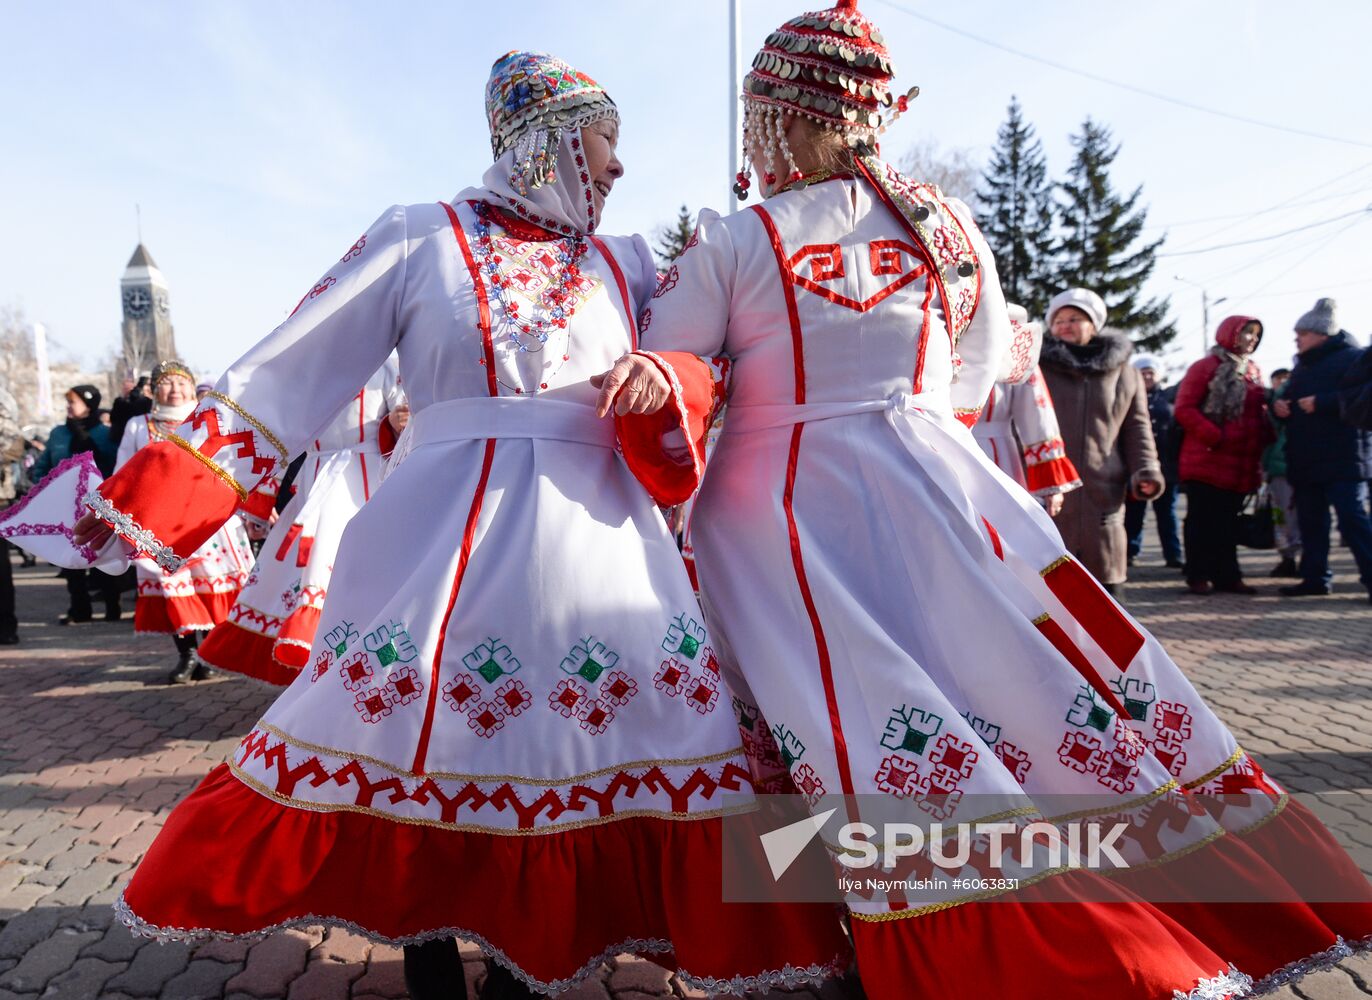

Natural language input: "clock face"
[124,287,151,318]
[155,291,170,316]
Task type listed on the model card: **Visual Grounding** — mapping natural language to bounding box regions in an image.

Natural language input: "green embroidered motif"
[462,638,522,684]
[661,613,706,661]
[880,705,943,756]
[734,696,760,732]
[771,723,806,768]
[560,638,620,684]
[1067,686,1113,733]
[364,620,419,667]
[961,711,1002,748]
[1111,678,1157,722]
[324,621,359,658]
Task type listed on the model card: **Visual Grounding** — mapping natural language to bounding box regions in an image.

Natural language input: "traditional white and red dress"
[197,360,404,685]
[620,160,1372,999]
[973,365,1082,499]
[116,414,254,636]
[86,143,850,992]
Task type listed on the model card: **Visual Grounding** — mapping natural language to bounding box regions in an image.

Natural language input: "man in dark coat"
[1273,299,1372,601]
[1124,353,1183,568]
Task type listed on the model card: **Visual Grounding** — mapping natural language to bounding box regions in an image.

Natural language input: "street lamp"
[1174,276,1227,355]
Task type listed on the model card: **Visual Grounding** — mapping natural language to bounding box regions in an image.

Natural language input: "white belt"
[405,396,617,451]
[722,391,948,434]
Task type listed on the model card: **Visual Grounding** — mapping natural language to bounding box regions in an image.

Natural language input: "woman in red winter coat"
[1174,315,1274,594]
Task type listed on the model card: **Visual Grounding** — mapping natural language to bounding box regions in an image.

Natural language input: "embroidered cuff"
[615,351,719,507]
[1022,439,1082,496]
[94,439,243,565]
[83,490,185,573]
[954,406,982,429]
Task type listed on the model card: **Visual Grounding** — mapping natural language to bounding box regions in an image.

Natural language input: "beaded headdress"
[485,51,618,196]
[736,0,918,198]
[151,360,194,386]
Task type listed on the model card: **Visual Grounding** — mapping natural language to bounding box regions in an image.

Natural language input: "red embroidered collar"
[487,204,561,242]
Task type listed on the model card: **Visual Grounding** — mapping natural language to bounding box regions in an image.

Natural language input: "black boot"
[168,634,197,685]
[483,959,538,999]
[403,938,468,1000]
[1268,557,1300,578]
[187,632,211,680]
[166,652,195,685]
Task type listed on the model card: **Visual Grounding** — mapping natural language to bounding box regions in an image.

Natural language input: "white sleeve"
[946,199,1015,418]
[180,205,410,493]
[638,209,735,359]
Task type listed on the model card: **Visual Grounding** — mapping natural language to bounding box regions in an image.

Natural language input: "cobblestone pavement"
[1,537,1369,999]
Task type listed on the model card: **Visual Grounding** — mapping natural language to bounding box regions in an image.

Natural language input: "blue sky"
[3,1,1370,382]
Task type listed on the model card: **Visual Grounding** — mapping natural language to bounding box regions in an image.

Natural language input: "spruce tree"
[654,205,696,268]
[1055,118,1175,351]
[976,97,1057,319]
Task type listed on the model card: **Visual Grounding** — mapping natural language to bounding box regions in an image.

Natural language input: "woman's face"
[1234,322,1261,355]
[1051,306,1097,346]
[65,393,89,420]
[155,375,194,407]
[580,120,623,226]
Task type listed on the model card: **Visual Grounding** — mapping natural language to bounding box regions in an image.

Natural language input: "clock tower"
[120,243,178,375]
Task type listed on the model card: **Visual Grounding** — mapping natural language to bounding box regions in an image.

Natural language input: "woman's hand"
[73,511,113,549]
[591,355,671,418]
[1045,493,1065,517]
[1297,395,1317,414]
[387,403,411,432]
[1272,398,1291,419]
[1134,479,1162,500]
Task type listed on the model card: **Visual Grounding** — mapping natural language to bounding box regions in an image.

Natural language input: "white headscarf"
[453,127,602,236]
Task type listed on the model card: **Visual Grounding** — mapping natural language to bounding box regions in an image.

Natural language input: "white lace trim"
[113,892,845,997]
[1249,936,1354,996]
[83,491,185,573]
[1175,964,1254,999]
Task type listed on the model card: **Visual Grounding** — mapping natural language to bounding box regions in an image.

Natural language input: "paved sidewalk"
[0,539,1369,999]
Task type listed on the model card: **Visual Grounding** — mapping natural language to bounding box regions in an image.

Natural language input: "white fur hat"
[1047,288,1107,332]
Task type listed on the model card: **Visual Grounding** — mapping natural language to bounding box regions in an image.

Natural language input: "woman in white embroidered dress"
[76,51,848,999]
[972,306,1082,512]
[598,3,1372,998]
[197,358,405,685]
[117,360,254,684]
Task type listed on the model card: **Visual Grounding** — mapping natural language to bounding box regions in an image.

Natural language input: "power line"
[1157,208,1372,258]
[1232,215,1372,302]
[1242,272,1372,300]
[1144,181,1372,231]
[872,0,1372,150]
[1168,160,1372,250]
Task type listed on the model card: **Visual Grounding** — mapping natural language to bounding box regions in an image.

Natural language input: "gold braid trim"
[164,433,248,502]
[1032,612,1051,625]
[204,390,288,461]
[1184,745,1246,791]
[254,721,746,786]
[228,763,734,836]
[1040,555,1071,576]
[1041,779,1180,825]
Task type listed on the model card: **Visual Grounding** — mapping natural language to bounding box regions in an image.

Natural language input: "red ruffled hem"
[852,870,1248,1000]
[1025,456,1082,495]
[197,620,298,686]
[121,766,851,993]
[852,795,1372,998]
[273,605,321,669]
[134,591,238,636]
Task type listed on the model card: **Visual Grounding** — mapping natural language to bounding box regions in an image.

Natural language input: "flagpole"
[729,0,743,212]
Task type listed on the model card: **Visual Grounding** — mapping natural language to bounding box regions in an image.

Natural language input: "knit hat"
[1132,353,1161,373]
[484,52,617,193]
[1293,297,1338,336]
[67,385,101,411]
[1047,288,1108,332]
[736,0,918,197]
[151,359,195,386]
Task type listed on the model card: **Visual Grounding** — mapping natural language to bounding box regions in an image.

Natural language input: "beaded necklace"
[470,201,590,394]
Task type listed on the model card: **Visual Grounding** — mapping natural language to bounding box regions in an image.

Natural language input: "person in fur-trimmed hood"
[1039,288,1163,594]
[1173,314,1274,595]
